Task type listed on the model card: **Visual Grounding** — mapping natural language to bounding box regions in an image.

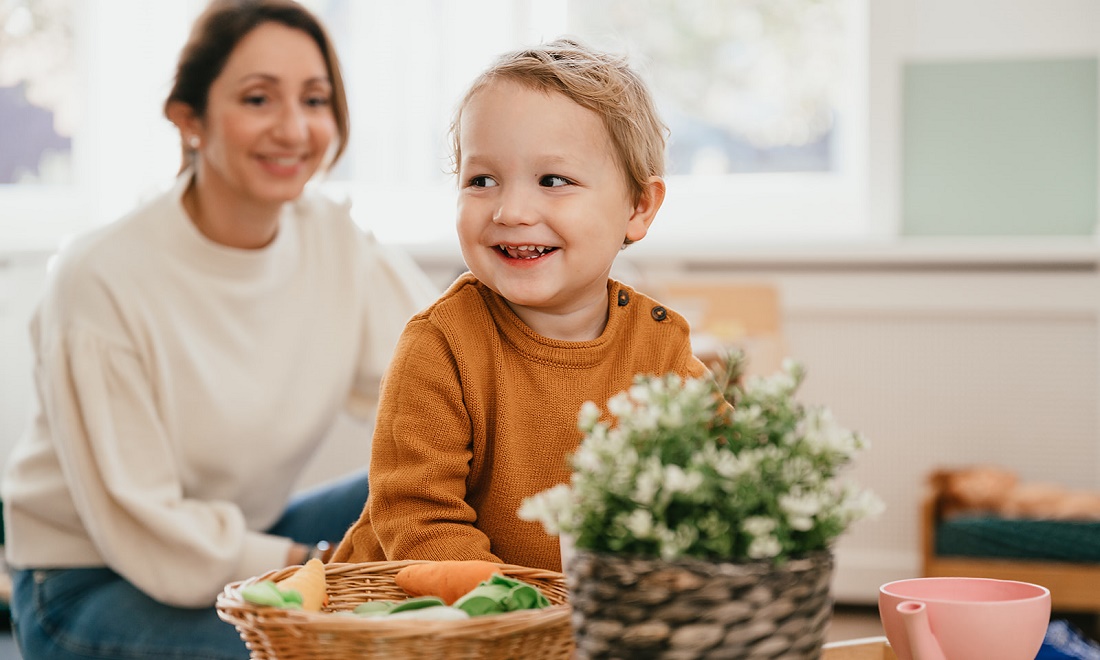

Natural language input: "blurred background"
[2,0,1099,607]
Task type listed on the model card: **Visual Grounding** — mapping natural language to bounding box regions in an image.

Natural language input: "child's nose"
[492,186,538,226]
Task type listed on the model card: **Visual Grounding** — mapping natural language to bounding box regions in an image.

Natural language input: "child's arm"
[367,321,502,562]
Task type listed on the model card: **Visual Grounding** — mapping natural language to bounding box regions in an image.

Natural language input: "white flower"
[837,481,886,523]
[572,444,603,474]
[800,407,864,457]
[662,464,703,494]
[682,377,710,399]
[628,382,652,405]
[608,391,633,419]
[577,401,601,431]
[780,490,825,531]
[627,406,660,433]
[659,401,684,428]
[624,509,654,538]
[732,404,762,425]
[633,463,661,506]
[741,516,777,536]
[519,352,880,563]
[655,523,699,560]
[518,484,574,534]
[747,535,782,559]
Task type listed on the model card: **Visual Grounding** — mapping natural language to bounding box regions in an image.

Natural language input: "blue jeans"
[10,470,369,660]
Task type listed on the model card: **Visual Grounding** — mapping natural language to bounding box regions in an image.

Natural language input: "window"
[0,0,75,185]
[334,0,868,247]
[0,0,868,251]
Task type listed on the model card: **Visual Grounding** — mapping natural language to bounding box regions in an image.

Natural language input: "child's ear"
[624,176,666,244]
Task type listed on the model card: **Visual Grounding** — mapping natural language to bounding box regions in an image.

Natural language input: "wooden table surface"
[821,636,898,660]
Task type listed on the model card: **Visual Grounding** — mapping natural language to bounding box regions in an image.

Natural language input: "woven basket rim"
[216,559,571,631]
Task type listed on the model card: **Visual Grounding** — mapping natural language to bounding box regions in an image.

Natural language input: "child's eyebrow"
[459,153,585,171]
[536,155,577,168]
[459,154,493,170]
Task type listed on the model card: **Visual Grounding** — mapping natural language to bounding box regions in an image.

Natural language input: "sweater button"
[617,290,630,307]
[651,306,667,321]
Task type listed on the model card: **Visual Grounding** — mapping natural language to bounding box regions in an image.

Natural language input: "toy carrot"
[394,560,501,605]
[276,558,328,611]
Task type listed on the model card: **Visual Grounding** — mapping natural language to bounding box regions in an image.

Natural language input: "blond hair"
[450,38,666,204]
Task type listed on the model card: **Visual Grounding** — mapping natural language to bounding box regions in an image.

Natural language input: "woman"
[1,1,435,658]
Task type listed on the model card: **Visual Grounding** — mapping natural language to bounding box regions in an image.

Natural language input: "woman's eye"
[540,175,570,187]
[469,175,498,188]
[243,94,268,107]
[304,94,332,108]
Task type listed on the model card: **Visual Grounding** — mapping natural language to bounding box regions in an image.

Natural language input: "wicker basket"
[217,560,573,660]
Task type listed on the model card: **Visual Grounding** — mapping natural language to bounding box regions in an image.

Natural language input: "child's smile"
[496,244,559,260]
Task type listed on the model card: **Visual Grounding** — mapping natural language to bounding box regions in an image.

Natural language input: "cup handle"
[897,601,947,660]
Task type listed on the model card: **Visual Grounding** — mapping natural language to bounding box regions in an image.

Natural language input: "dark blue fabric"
[936,516,1100,562]
[9,470,369,660]
[1036,620,1100,660]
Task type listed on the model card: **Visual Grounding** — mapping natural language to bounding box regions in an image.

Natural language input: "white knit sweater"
[1,173,436,606]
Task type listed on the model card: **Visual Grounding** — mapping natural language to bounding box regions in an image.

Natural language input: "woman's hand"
[285,541,334,566]
[286,543,311,566]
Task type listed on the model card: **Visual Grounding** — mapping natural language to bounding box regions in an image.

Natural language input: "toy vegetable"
[352,596,471,621]
[394,560,501,605]
[271,558,328,611]
[453,574,550,617]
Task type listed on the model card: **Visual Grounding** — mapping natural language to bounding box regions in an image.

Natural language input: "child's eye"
[468,175,498,188]
[540,175,571,187]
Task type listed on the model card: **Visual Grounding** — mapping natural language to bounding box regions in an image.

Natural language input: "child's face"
[456,80,655,338]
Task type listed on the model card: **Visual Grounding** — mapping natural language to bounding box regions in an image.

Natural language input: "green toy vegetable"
[240,580,303,609]
[453,574,550,617]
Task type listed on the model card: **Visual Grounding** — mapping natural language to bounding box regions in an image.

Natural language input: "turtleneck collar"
[164,170,298,281]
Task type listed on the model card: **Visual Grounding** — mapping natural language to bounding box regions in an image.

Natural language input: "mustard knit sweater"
[333,273,708,571]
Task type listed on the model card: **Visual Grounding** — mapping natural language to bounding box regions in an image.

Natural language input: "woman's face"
[194,22,336,208]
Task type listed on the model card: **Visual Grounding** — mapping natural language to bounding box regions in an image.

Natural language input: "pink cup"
[879,577,1050,660]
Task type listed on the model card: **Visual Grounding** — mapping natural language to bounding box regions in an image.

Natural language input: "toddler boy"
[333,39,708,571]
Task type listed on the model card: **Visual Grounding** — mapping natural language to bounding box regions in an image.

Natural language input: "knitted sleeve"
[363,319,501,563]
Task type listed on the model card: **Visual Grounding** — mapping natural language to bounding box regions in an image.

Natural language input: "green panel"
[903,58,1098,236]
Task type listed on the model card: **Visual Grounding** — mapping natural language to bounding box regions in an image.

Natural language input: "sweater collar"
[478,277,631,369]
[165,170,298,279]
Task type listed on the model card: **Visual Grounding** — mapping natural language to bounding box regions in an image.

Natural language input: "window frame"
[0,0,877,253]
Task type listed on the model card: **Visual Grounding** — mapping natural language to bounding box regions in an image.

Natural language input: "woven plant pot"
[566,549,834,660]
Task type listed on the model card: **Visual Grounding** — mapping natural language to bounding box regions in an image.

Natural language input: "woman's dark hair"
[164,0,349,171]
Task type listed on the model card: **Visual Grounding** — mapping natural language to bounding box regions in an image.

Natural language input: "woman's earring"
[188,135,200,149]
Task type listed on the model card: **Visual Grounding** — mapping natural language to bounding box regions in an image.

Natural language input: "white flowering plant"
[519,350,883,563]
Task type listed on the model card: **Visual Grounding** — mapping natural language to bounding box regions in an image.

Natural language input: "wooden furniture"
[822,637,897,660]
[656,280,787,376]
[921,481,1100,613]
